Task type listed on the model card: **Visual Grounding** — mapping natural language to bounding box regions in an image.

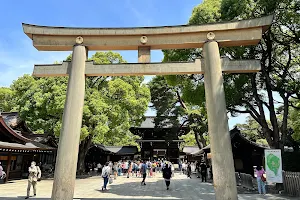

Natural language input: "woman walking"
[162,162,172,190]
[255,166,266,195]
[101,162,111,191]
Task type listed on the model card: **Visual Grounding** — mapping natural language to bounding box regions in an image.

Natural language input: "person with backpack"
[25,161,41,199]
[255,165,266,195]
[101,162,111,191]
[162,161,172,190]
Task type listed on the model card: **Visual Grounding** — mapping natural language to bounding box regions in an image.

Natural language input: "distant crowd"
[93,159,212,191]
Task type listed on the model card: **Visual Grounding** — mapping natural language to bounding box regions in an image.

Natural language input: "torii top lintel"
[22,15,273,51]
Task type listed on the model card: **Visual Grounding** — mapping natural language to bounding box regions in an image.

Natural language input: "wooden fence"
[283,171,300,197]
[239,173,254,189]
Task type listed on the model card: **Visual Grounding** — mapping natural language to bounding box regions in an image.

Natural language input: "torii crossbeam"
[33,58,261,77]
[23,15,273,200]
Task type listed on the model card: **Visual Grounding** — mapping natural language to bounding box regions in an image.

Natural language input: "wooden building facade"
[192,127,267,175]
[0,112,56,182]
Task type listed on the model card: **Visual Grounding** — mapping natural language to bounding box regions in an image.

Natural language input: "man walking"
[141,160,147,186]
[25,161,41,199]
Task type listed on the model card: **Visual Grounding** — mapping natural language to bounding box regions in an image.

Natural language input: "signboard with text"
[264,149,283,183]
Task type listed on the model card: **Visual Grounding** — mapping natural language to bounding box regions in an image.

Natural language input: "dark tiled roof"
[0,141,55,151]
[191,128,267,155]
[104,146,138,155]
[0,114,56,151]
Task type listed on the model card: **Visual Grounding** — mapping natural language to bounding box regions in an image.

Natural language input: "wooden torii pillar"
[23,15,272,200]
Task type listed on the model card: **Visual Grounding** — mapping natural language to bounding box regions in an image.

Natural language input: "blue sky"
[0,0,250,128]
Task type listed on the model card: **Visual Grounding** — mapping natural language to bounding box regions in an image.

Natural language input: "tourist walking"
[255,166,266,195]
[113,162,118,179]
[101,162,111,191]
[162,162,172,190]
[25,161,41,199]
[182,162,186,175]
[200,162,207,182]
[141,160,147,186]
[117,161,122,176]
[187,162,192,179]
[127,161,132,178]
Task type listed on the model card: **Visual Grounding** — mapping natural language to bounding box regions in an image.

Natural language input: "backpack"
[261,174,266,182]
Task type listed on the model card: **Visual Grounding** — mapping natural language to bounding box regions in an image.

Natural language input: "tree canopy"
[3,51,151,172]
[155,0,300,150]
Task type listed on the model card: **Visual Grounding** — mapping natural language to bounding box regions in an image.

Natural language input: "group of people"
[180,161,211,182]
[0,158,268,197]
[99,159,175,191]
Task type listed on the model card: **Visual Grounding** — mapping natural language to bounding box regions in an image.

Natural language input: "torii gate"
[23,15,272,200]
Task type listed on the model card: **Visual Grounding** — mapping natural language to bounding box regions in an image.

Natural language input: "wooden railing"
[283,171,300,197]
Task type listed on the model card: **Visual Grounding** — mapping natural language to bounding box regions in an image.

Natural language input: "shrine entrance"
[130,116,186,162]
[22,15,273,200]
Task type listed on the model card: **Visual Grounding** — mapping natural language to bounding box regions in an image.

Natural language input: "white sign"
[264,149,283,183]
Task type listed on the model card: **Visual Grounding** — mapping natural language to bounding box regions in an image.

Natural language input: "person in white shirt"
[25,161,41,199]
[182,162,186,174]
[101,162,111,191]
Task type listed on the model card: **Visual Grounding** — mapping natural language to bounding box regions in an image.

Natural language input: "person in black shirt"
[162,162,172,190]
[187,162,192,179]
[200,162,207,182]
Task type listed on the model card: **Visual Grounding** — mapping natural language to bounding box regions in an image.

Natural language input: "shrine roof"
[0,115,29,143]
[0,141,55,151]
[105,146,138,155]
[190,128,267,155]
[0,113,56,151]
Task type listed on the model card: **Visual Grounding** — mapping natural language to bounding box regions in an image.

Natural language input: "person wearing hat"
[162,161,172,190]
[26,161,41,199]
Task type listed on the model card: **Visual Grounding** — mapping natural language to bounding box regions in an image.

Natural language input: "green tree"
[149,76,208,149]
[236,116,269,146]
[289,101,300,142]
[161,0,300,149]
[10,51,150,173]
[0,87,17,112]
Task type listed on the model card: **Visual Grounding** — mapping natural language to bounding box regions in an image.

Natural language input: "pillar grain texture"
[203,41,238,200]
[51,45,86,200]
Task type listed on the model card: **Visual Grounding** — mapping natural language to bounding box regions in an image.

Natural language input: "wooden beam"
[138,46,151,63]
[22,15,273,51]
[5,152,12,183]
[33,59,261,77]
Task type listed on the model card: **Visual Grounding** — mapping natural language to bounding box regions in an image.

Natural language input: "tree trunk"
[194,131,203,149]
[280,94,290,151]
[77,136,92,174]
